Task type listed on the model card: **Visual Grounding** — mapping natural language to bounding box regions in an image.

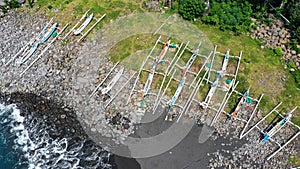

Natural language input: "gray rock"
[17,0,25,4]
[0,0,5,6]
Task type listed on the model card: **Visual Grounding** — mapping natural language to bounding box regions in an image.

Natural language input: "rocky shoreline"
[0,10,140,168]
[251,15,300,69]
[0,9,299,168]
[0,92,114,168]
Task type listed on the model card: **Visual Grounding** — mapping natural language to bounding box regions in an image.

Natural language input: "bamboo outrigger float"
[142,64,156,99]
[19,43,39,64]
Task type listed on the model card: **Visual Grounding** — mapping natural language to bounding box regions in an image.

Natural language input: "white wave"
[0,102,112,169]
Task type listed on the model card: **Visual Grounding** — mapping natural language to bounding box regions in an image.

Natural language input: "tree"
[202,0,253,33]
[178,0,206,20]
[284,1,300,42]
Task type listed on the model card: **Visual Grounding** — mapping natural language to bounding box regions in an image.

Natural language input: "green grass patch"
[32,0,144,33]
[194,22,300,125]
[109,34,158,62]
[289,153,300,166]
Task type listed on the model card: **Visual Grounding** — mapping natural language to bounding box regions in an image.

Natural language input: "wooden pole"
[89,61,119,98]
[239,94,264,139]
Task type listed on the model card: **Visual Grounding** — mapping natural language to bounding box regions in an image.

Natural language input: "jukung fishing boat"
[219,50,230,77]
[183,52,197,75]
[39,23,58,44]
[229,88,249,120]
[165,77,186,120]
[156,38,171,64]
[101,67,124,95]
[262,114,292,142]
[200,77,220,109]
[19,20,55,64]
[39,19,53,39]
[73,13,94,35]
[142,64,156,99]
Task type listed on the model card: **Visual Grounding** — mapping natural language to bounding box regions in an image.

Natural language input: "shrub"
[1,0,20,13]
[202,0,253,33]
[295,27,300,43]
[202,15,219,25]
[291,69,300,88]
[28,0,34,8]
[289,39,300,54]
[288,62,296,68]
[274,47,283,57]
[171,1,178,10]
[178,0,206,20]
[7,0,20,8]
[287,61,300,88]
[47,5,53,9]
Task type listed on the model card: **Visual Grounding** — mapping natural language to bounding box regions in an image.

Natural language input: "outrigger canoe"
[168,78,185,111]
[73,13,94,35]
[101,67,124,95]
[219,50,230,77]
[262,114,292,142]
[142,64,156,99]
[156,38,170,63]
[39,23,58,44]
[200,77,219,109]
[165,78,185,120]
[39,20,52,39]
[229,89,249,120]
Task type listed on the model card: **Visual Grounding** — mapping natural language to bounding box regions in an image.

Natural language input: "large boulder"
[0,0,6,6]
[17,0,25,4]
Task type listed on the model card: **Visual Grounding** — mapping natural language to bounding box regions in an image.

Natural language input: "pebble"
[253,19,299,65]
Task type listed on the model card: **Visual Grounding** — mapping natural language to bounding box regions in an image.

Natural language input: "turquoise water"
[0,127,20,169]
[0,105,26,169]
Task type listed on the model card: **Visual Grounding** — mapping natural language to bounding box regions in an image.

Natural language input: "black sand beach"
[112,107,246,169]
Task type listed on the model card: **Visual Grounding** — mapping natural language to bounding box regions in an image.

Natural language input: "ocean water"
[0,103,112,169]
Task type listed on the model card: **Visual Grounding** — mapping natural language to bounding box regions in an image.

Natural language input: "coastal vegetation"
[0,0,20,13]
